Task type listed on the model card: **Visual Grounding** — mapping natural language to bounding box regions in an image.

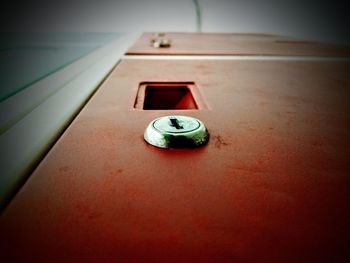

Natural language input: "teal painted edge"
[0,35,123,135]
[0,33,140,210]
[0,33,122,101]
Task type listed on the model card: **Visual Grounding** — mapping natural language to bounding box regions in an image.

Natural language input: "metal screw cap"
[150,38,171,48]
[144,116,209,148]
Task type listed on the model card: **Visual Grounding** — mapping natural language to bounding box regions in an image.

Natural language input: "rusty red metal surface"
[127,32,350,56]
[1,57,349,262]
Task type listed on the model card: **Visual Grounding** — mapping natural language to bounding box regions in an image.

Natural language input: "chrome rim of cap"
[144,115,209,148]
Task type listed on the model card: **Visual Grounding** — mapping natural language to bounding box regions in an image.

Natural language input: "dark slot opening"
[143,85,198,110]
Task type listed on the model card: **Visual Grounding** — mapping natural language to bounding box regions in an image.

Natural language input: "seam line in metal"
[122,55,350,61]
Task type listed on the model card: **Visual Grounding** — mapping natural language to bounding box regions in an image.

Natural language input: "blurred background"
[1,0,350,45]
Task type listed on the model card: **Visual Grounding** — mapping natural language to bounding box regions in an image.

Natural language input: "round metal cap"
[150,38,171,48]
[144,116,209,148]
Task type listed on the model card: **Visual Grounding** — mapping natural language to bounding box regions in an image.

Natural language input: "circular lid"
[144,115,209,148]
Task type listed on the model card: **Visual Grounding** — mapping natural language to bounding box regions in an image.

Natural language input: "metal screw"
[150,38,171,48]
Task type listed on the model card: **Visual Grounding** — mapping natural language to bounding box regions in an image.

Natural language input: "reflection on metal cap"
[144,115,209,148]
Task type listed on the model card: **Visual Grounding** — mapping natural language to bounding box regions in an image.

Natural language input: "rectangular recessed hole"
[144,85,197,110]
[135,82,207,110]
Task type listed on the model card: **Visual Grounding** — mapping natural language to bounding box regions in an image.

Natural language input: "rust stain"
[213,135,229,149]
